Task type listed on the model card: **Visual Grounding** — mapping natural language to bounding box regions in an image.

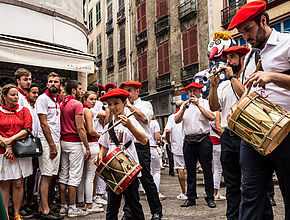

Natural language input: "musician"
[96,88,146,220]
[208,46,248,219]
[175,82,216,208]
[228,1,290,219]
[120,81,162,220]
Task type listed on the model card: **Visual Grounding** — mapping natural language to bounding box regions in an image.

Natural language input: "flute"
[101,110,137,135]
[203,68,225,82]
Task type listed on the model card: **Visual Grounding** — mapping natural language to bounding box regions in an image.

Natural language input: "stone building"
[0,0,94,90]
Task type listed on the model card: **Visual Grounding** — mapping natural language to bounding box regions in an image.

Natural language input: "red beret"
[97,84,105,92]
[119,81,142,89]
[105,82,117,92]
[184,82,204,90]
[228,1,266,31]
[222,46,250,56]
[100,88,130,102]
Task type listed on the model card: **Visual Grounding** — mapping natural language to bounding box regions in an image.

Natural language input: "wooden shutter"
[108,35,113,57]
[107,3,112,21]
[119,25,126,49]
[119,0,124,8]
[182,27,198,66]
[138,52,148,82]
[158,41,169,75]
[137,1,147,33]
[182,31,189,66]
[157,0,168,19]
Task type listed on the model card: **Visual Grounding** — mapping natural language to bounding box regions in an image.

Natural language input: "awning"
[0,35,95,73]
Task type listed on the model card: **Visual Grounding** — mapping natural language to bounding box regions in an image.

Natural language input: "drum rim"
[96,147,122,174]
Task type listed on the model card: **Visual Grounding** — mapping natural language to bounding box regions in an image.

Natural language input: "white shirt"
[180,98,212,135]
[26,104,40,137]
[99,117,144,165]
[165,113,184,156]
[149,120,161,146]
[242,29,290,111]
[124,97,153,142]
[92,100,105,132]
[217,80,239,128]
[209,112,220,138]
[35,93,60,142]
[18,91,30,109]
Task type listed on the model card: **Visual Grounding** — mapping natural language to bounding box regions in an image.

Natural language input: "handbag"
[13,129,43,157]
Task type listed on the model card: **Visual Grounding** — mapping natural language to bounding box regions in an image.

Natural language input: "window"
[107,72,114,84]
[182,27,198,67]
[138,52,148,82]
[88,41,94,54]
[119,0,125,9]
[156,0,168,19]
[157,41,170,75]
[96,1,101,24]
[96,34,102,56]
[107,1,113,21]
[137,0,147,33]
[234,36,246,47]
[88,9,93,31]
[107,35,113,57]
[270,18,290,34]
[98,67,102,84]
[119,25,126,50]
[118,66,127,84]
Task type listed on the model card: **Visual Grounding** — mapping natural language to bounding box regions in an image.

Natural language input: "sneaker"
[177,193,188,200]
[159,192,166,200]
[94,195,107,205]
[59,205,68,216]
[20,207,34,219]
[67,208,89,218]
[86,203,104,213]
[214,194,226,201]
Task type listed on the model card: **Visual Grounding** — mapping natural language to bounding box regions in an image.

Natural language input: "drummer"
[228,1,290,219]
[95,88,146,220]
[208,46,248,219]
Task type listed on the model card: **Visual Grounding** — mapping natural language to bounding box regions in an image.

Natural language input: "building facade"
[0,0,94,90]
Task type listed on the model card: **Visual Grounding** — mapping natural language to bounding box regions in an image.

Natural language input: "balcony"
[135,30,148,47]
[106,19,113,34]
[154,16,170,36]
[178,0,197,21]
[106,56,114,70]
[180,64,199,85]
[264,0,288,9]
[156,73,171,91]
[117,6,126,24]
[96,53,102,65]
[139,81,149,96]
[221,0,246,29]
[118,48,126,63]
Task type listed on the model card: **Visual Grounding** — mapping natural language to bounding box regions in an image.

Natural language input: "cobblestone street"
[57,167,284,220]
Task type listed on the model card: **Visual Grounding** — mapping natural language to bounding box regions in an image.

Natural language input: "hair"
[47,72,62,84]
[253,11,270,26]
[1,84,17,104]
[87,83,99,93]
[27,83,39,92]
[81,91,96,104]
[14,68,31,80]
[65,80,81,95]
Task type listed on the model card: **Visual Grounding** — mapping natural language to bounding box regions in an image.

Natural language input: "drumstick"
[246,59,262,96]
[101,110,137,135]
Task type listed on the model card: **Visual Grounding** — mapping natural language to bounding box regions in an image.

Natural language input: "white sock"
[69,204,77,210]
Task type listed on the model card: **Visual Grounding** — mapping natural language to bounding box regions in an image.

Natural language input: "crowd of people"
[0,1,290,220]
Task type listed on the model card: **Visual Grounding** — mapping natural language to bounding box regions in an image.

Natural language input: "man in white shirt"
[120,81,162,220]
[165,100,187,201]
[36,72,63,220]
[228,1,290,219]
[175,82,216,208]
[14,68,32,108]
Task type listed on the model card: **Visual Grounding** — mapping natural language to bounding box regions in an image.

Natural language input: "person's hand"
[4,146,13,160]
[85,148,91,161]
[209,66,220,88]
[219,65,234,78]
[93,153,103,166]
[3,137,12,146]
[191,95,199,106]
[119,115,132,128]
[125,98,133,108]
[0,136,5,147]
[244,71,272,89]
[227,104,237,124]
[49,144,58,160]
[92,154,99,166]
[167,143,171,151]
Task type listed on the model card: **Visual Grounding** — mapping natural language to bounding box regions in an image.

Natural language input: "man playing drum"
[228,1,290,219]
[96,88,147,220]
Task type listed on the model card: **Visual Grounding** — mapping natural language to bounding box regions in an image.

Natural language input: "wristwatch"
[229,74,237,80]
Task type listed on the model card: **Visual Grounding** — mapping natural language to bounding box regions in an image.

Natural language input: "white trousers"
[77,142,99,203]
[95,175,106,195]
[212,144,222,190]
[150,147,161,192]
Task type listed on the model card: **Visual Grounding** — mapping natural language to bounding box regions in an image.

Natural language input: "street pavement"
[34,168,285,219]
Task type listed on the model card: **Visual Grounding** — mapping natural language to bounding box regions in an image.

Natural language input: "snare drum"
[96,147,142,194]
[228,92,290,156]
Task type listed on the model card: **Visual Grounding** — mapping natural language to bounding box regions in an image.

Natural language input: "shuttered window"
[107,35,113,57]
[107,2,113,21]
[119,25,126,49]
[89,41,94,54]
[156,0,168,19]
[119,0,124,9]
[88,9,93,31]
[96,34,102,56]
[137,1,147,33]
[157,41,170,75]
[138,52,148,82]
[96,1,101,24]
[182,27,198,67]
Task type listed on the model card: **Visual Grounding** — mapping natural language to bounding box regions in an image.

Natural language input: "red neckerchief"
[83,104,89,109]
[1,104,20,116]
[44,89,60,116]
[30,102,35,108]
[62,96,77,106]
[18,87,29,103]
[174,109,180,114]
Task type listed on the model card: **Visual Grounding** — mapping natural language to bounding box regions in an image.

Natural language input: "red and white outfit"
[36,90,61,176]
[59,96,85,187]
[17,87,30,108]
[0,105,33,180]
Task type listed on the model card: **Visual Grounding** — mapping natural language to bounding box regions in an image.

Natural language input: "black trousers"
[123,141,162,217]
[166,144,174,174]
[239,134,290,220]
[183,136,214,201]
[106,179,144,220]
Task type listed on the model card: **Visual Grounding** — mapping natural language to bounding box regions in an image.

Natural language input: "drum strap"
[108,121,132,149]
